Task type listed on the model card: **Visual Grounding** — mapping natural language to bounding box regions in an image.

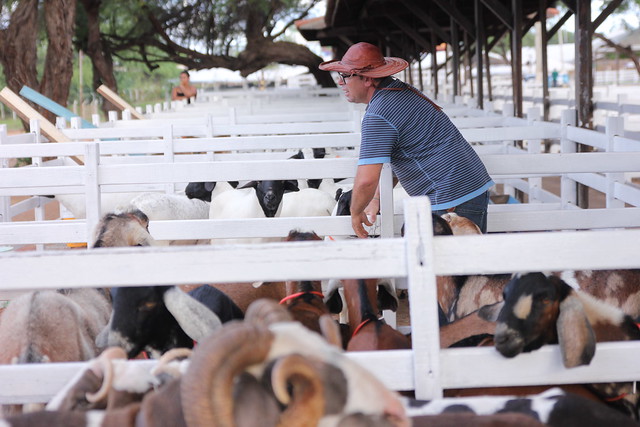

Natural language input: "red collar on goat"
[279,291,324,305]
[351,318,375,338]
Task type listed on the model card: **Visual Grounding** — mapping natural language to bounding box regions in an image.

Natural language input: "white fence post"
[84,142,101,247]
[560,109,578,209]
[29,119,45,251]
[526,107,542,203]
[0,125,9,223]
[606,116,625,209]
[404,197,442,399]
[379,163,396,328]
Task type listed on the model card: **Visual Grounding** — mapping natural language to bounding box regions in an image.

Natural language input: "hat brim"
[319,57,409,78]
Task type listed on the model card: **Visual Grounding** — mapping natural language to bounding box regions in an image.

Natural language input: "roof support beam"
[538,0,550,122]
[475,0,485,109]
[398,0,451,44]
[451,17,460,96]
[592,0,623,31]
[388,14,432,53]
[510,0,523,117]
[575,0,593,208]
[548,9,574,39]
[430,0,475,36]
[480,0,513,30]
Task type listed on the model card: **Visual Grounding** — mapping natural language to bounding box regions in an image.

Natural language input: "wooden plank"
[96,85,145,120]
[0,87,83,165]
[19,86,94,129]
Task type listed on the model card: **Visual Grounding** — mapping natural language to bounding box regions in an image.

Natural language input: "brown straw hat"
[318,42,409,78]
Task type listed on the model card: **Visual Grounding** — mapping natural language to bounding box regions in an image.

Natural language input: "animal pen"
[1,88,640,408]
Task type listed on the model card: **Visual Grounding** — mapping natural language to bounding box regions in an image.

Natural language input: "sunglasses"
[337,72,359,84]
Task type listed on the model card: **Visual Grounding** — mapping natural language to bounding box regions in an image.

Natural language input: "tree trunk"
[80,0,119,116]
[0,0,39,97]
[238,40,336,88]
[40,0,78,122]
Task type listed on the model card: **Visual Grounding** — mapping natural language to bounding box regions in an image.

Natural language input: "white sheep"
[209,179,299,245]
[116,192,210,245]
[280,188,337,218]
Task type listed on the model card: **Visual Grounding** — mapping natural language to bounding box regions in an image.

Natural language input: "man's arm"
[351,163,383,238]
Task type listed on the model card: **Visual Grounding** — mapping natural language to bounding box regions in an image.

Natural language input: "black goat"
[101,285,243,358]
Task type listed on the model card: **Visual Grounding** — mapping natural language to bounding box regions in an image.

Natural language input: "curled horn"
[151,348,193,378]
[85,347,127,403]
[180,322,274,427]
[245,298,294,326]
[270,354,325,427]
[319,314,343,348]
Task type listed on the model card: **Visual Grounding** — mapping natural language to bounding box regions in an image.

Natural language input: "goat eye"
[140,302,157,311]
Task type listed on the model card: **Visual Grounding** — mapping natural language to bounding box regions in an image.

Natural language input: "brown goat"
[92,209,155,248]
[345,279,411,351]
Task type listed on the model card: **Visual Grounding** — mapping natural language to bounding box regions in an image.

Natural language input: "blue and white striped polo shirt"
[359,77,494,210]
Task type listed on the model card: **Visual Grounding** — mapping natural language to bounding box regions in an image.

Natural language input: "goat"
[0,288,111,416]
[91,209,156,248]
[101,284,243,358]
[279,230,344,335]
[406,387,640,427]
[494,272,640,418]
[115,192,210,245]
[345,279,411,351]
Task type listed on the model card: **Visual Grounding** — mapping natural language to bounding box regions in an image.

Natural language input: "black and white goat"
[100,285,243,358]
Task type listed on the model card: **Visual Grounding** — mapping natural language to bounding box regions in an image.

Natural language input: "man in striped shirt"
[319,42,494,237]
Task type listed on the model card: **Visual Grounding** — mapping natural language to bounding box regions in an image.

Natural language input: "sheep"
[50,192,143,219]
[180,306,411,427]
[46,347,190,412]
[91,209,156,248]
[10,347,191,427]
[115,192,210,245]
[0,288,111,416]
[280,187,337,219]
[184,180,238,202]
[101,284,243,358]
[494,272,640,418]
[209,178,299,245]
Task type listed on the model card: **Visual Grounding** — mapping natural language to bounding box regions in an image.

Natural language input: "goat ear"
[325,288,343,314]
[557,294,596,368]
[238,181,258,189]
[204,182,216,192]
[284,180,299,192]
[377,282,399,312]
[163,287,222,342]
[478,301,505,322]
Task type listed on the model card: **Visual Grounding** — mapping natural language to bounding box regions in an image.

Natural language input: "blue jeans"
[433,190,490,233]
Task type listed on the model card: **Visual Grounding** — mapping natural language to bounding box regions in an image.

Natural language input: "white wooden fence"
[1,198,640,404]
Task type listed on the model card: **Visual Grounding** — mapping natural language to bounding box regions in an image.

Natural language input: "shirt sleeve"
[358,113,397,165]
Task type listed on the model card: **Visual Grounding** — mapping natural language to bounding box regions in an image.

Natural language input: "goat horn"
[180,322,274,427]
[319,315,343,348]
[85,347,127,403]
[270,354,325,427]
[245,298,294,325]
[151,347,192,377]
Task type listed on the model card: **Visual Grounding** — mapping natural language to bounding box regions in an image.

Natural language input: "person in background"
[171,70,197,104]
[319,42,494,237]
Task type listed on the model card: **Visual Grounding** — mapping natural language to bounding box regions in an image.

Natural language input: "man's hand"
[364,198,380,223]
[351,212,373,238]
